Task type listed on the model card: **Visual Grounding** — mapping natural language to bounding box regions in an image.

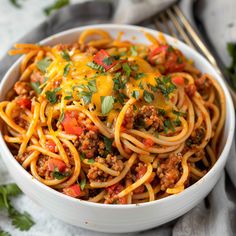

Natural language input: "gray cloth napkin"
[0,0,236,235]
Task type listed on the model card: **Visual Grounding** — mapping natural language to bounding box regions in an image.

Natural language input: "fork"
[152,4,236,105]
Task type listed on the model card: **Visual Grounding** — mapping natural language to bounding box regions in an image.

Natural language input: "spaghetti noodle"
[0,29,225,204]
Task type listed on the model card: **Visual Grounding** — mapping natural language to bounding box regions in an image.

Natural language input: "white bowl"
[0,24,235,233]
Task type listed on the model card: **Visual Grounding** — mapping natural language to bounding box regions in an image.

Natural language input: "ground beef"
[87,154,124,182]
[136,105,163,131]
[104,184,127,204]
[156,153,182,191]
[30,70,44,84]
[14,81,31,95]
[186,127,206,148]
[123,106,135,129]
[195,75,211,91]
[36,156,52,180]
[185,84,196,97]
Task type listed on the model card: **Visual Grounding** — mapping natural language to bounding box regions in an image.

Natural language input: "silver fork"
[153,4,236,105]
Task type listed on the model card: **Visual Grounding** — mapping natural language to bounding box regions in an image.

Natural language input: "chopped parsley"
[134,72,145,80]
[45,87,61,104]
[64,92,73,100]
[112,73,126,91]
[53,167,71,180]
[63,63,70,77]
[61,50,70,61]
[122,63,132,77]
[103,136,113,154]
[155,76,176,99]
[143,90,154,103]
[164,119,175,134]
[78,80,97,105]
[130,45,138,56]
[79,91,93,105]
[87,62,105,72]
[158,109,166,116]
[36,57,52,73]
[80,179,86,190]
[131,90,140,99]
[87,159,95,164]
[102,56,113,66]
[30,81,42,94]
[101,96,114,115]
[116,93,128,105]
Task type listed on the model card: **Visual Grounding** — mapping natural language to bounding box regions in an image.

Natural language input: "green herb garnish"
[61,50,70,61]
[143,90,154,103]
[44,0,70,15]
[102,57,113,66]
[45,87,61,104]
[87,159,95,164]
[101,96,114,115]
[0,184,34,232]
[87,62,105,72]
[131,90,140,99]
[103,136,113,153]
[30,81,42,94]
[155,76,176,99]
[80,179,86,191]
[122,63,132,77]
[36,57,52,73]
[63,63,70,77]
[130,45,138,56]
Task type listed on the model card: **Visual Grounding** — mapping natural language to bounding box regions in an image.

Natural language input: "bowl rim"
[0,24,235,209]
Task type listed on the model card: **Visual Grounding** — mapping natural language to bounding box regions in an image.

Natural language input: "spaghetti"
[0,29,225,204]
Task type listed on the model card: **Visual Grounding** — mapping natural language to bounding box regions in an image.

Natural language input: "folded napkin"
[0,0,236,236]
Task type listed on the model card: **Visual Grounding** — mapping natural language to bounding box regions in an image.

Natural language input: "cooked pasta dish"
[0,29,225,204]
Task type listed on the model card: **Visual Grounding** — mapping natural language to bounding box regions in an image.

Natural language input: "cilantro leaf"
[36,57,52,73]
[101,96,114,115]
[0,228,11,236]
[164,119,175,134]
[131,90,140,99]
[53,168,70,180]
[143,90,154,103]
[11,211,34,231]
[30,81,42,94]
[9,0,21,8]
[44,0,70,15]
[116,93,128,105]
[61,50,70,61]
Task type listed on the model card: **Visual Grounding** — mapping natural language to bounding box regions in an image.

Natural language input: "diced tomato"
[46,140,57,153]
[143,138,154,147]
[120,126,126,132]
[136,166,147,179]
[63,184,82,198]
[172,76,184,86]
[61,111,83,136]
[148,45,168,64]
[17,97,31,109]
[48,159,66,172]
[93,49,116,71]
[118,196,127,204]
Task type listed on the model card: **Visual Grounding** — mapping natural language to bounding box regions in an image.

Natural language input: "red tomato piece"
[172,76,184,86]
[143,138,154,147]
[17,97,31,109]
[48,159,66,172]
[63,184,82,198]
[148,45,168,64]
[136,166,147,179]
[46,140,57,153]
[61,112,83,136]
[93,49,116,71]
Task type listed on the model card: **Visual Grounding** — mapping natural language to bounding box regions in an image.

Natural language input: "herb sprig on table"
[226,42,236,90]
[0,183,34,234]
